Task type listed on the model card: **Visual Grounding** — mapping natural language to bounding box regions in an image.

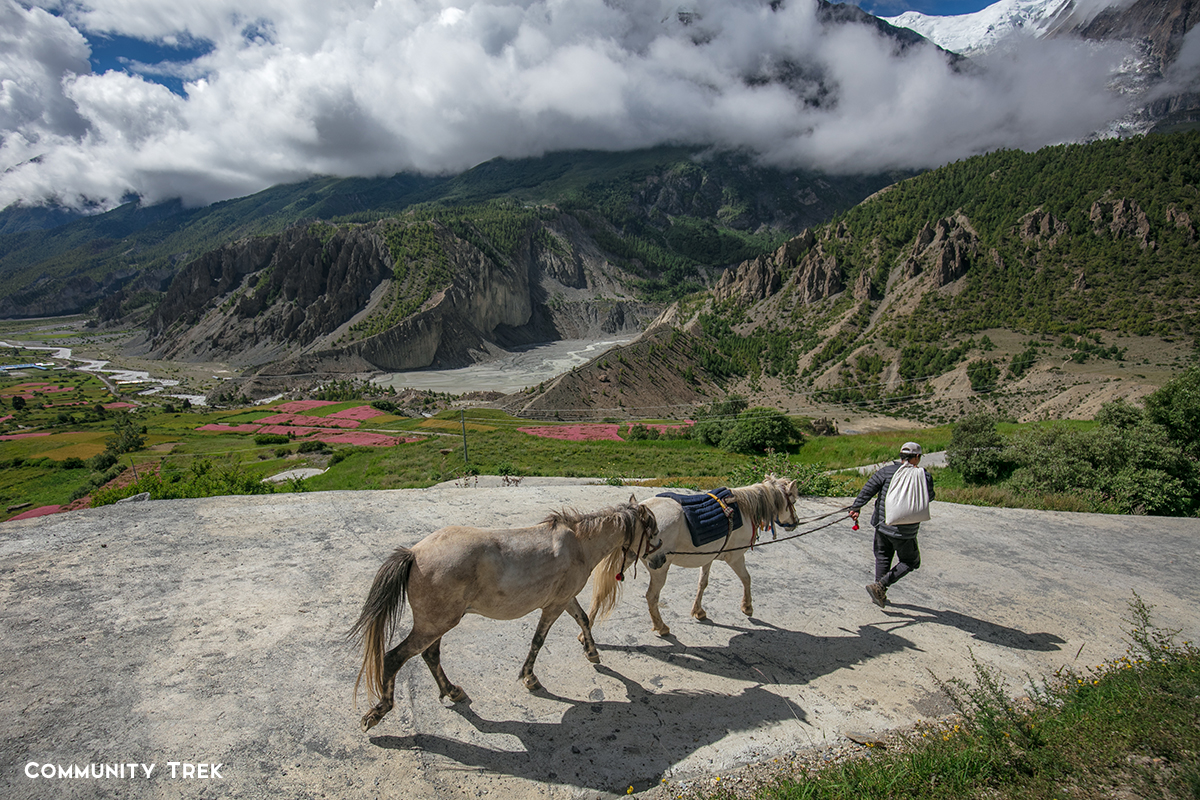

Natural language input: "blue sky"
[83,33,213,96]
[854,0,998,16]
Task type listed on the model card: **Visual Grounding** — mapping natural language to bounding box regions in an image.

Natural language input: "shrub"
[947,412,1007,485]
[88,452,118,471]
[1143,365,1200,459]
[1094,398,1143,429]
[719,407,803,455]
[105,414,145,455]
[1004,420,1198,516]
[255,433,291,445]
[624,423,660,441]
[966,359,1000,392]
[60,457,86,470]
[91,458,272,505]
[726,450,838,495]
[297,440,329,454]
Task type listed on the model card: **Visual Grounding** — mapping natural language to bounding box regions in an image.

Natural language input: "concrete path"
[1,486,1197,799]
[842,450,947,475]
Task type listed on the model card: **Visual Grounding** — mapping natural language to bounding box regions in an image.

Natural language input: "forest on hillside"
[686,132,1200,403]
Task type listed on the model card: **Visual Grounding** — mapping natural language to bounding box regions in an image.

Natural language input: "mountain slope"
[526,131,1200,422]
[884,0,1066,54]
[0,148,903,320]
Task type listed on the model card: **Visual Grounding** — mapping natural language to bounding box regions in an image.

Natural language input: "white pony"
[595,476,801,637]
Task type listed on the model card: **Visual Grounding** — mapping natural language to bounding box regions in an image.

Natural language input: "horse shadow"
[599,619,921,686]
[880,603,1065,652]
[371,665,808,792]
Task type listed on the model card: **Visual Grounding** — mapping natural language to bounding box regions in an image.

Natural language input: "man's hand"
[848,508,859,523]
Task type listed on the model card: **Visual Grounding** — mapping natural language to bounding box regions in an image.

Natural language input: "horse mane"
[728,477,790,532]
[543,501,641,627]
[542,501,639,542]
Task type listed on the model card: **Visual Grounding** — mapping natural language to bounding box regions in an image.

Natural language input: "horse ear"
[629,493,638,505]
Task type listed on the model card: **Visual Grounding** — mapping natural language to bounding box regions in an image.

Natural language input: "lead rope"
[665,504,853,557]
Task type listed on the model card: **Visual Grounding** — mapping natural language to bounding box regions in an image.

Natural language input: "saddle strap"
[706,492,736,537]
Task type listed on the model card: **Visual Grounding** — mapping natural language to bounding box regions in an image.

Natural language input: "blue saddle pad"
[655,488,743,547]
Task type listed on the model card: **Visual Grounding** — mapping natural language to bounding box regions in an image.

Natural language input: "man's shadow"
[372,665,809,792]
[880,603,1065,651]
[600,619,921,686]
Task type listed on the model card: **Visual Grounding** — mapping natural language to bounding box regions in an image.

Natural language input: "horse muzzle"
[776,518,799,532]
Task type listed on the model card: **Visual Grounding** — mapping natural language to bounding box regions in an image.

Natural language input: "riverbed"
[371,337,630,394]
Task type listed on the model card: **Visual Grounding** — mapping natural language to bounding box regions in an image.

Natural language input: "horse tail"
[587,546,626,626]
[348,547,415,706]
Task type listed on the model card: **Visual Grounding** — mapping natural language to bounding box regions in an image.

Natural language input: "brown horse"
[349,496,661,732]
[605,476,800,637]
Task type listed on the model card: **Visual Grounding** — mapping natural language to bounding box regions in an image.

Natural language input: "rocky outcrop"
[138,212,667,396]
[713,229,817,304]
[899,214,978,286]
[1090,198,1155,248]
[1166,205,1196,240]
[792,244,845,303]
[713,254,782,304]
[145,225,395,364]
[1019,208,1068,246]
[853,267,879,302]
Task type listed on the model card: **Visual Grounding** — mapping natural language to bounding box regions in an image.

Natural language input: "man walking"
[848,441,934,608]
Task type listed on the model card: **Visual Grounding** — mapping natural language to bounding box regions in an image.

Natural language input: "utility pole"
[460,410,469,466]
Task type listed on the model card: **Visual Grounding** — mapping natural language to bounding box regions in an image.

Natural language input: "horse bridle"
[775,491,800,532]
[615,512,661,582]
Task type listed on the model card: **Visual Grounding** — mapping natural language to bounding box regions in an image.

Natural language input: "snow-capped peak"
[883,0,1072,54]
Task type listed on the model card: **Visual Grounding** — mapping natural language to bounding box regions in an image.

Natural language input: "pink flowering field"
[517,424,623,442]
[194,402,407,447]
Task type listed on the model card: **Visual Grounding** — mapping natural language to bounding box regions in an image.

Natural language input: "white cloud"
[0,0,1135,211]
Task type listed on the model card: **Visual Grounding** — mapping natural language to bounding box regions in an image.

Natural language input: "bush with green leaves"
[1143,365,1200,459]
[725,449,837,495]
[691,394,749,447]
[966,359,1000,392]
[947,412,1007,485]
[104,414,145,456]
[91,458,276,505]
[1003,417,1199,516]
[255,433,291,445]
[1094,397,1143,429]
[718,407,804,455]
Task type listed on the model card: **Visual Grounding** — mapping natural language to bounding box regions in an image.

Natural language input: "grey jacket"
[851,461,935,539]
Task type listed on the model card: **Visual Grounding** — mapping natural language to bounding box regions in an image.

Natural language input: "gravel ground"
[2,485,1197,799]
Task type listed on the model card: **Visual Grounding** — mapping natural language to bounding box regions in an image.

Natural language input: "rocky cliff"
[136,212,662,397]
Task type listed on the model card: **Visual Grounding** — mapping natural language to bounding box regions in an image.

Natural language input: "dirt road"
[2,485,1197,799]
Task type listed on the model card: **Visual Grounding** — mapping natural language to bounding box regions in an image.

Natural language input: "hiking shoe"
[866,582,888,609]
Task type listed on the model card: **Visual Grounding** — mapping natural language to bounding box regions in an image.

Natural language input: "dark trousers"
[874,529,921,588]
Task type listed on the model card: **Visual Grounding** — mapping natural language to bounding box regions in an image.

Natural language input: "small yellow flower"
[627,787,633,795]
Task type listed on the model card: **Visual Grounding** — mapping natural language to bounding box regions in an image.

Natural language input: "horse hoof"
[654,626,671,638]
[523,675,542,691]
[742,605,753,617]
[692,610,707,621]
[446,686,468,703]
[586,651,601,664]
[360,713,381,732]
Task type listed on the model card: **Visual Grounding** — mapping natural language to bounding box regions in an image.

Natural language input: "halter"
[615,515,661,582]
[774,492,800,532]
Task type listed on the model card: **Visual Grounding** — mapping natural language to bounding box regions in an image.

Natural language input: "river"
[371,337,631,394]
